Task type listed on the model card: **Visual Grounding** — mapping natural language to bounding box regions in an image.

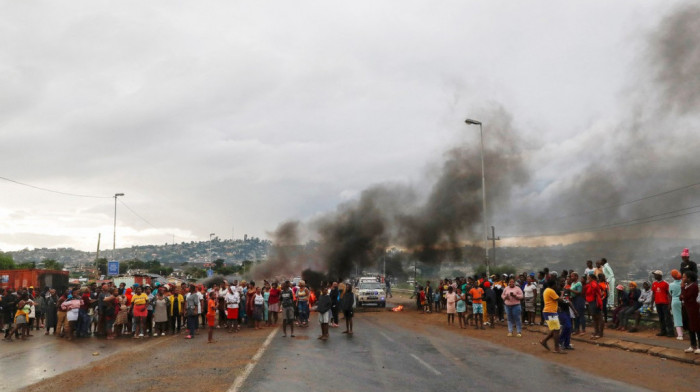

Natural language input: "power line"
[119,199,175,239]
[0,175,111,199]
[504,203,700,239]
[511,180,700,225]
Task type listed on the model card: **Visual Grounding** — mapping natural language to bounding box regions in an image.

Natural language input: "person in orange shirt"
[469,285,485,330]
[207,291,217,343]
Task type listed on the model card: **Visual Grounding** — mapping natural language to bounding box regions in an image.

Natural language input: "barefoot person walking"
[340,283,355,335]
[280,281,295,338]
[540,278,566,354]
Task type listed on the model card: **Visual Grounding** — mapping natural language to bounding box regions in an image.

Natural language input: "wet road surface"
[241,310,651,392]
[0,333,147,390]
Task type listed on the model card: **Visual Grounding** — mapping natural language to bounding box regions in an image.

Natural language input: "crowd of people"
[414,248,700,355]
[1,278,358,344]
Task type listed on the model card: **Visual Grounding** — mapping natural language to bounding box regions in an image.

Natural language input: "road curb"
[526,326,700,365]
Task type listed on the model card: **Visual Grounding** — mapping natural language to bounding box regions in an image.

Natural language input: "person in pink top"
[445,286,457,326]
[501,278,524,337]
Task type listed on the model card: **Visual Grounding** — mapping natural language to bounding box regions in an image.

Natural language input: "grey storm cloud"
[0,1,696,257]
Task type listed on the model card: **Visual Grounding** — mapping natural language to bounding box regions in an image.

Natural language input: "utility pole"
[488,226,500,267]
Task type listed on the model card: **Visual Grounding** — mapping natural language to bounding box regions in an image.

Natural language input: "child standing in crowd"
[207,291,217,343]
[445,286,457,326]
[456,288,466,329]
[469,283,485,330]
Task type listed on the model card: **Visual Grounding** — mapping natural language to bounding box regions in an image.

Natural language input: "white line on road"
[378,331,395,343]
[228,328,278,392]
[410,353,442,376]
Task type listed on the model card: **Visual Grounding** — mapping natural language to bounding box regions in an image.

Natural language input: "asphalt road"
[241,310,650,392]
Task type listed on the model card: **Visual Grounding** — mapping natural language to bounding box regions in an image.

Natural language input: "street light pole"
[113,193,125,261]
[209,233,215,264]
[465,119,489,277]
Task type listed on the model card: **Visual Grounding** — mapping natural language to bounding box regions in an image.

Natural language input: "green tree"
[16,261,36,269]
[96,258,108,275]
[0,252,15,270]
[42,259,64,271]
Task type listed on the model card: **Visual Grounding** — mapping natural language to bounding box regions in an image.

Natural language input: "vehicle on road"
[356,281,386,308]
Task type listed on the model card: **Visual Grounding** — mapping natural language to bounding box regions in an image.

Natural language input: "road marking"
[410,353,442,376]
[228,328,278,392]
[378,331,395,343]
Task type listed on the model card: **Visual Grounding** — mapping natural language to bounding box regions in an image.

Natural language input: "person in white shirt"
[523,276,538,325]
[224,287,240,332]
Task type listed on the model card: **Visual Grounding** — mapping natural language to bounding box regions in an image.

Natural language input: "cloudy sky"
[1,0,697,252]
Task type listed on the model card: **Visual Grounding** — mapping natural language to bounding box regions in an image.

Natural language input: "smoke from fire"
[256,3,700,280]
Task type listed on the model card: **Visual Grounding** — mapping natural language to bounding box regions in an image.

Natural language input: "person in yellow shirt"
[130,286,149,338]
[539,278,565,354]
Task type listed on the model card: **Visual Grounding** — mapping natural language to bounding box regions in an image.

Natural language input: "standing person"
[130,286,148,339]
[680,271,700,354]
[445,286,457,325]
[502,278,523,337]
[601,258,616,314]
[246,282,256,328]
[340,283,355,335]
[523,276,538,326]
[483,281,496,329]
[296,281,310,327]
[104,288,119,340]
[493,275,505,322]
[152,288,169,337]
[34,289,45,331]
[569,273,586,335]
[424,281,433,314]
[280,281,295,338]
[456,288,467,329]
[185,285,199,339]
[114,289,128,337]
[586,274,604,339]
[263,285,270,327]
[651,270,675,337]
[225,285,240,333]
[253,286,264,330]
[558,278,574,350]
[539,279,565,354]
[584,260,595,278]
[207,291,217,343]
[44,289,58,335]
[385,278,392,299]
[2,288,18,339]
[169,287,184,334]
[469,283,485,330]
[680,248,697,275]
[670,269,684,340]
[62,289,82,341]
[316,288,332,340]
[328,282,338,327]
[598,273,609,324]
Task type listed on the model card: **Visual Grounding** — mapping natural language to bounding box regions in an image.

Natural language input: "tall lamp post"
[465,118,489,277]
[113,193,125,261]
[209,233,215,264]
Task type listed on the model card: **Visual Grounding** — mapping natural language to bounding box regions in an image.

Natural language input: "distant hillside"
[7,236,271,267]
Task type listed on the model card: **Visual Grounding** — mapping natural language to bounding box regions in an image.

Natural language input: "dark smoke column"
[465,118,489,276]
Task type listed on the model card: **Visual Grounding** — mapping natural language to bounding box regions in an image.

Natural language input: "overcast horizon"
[2,1,699,253]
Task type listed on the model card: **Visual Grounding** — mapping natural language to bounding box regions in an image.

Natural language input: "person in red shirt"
[207,291,217,343]
[651,270,675,337]
[585,274,603,339]
[268,283,281,326]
